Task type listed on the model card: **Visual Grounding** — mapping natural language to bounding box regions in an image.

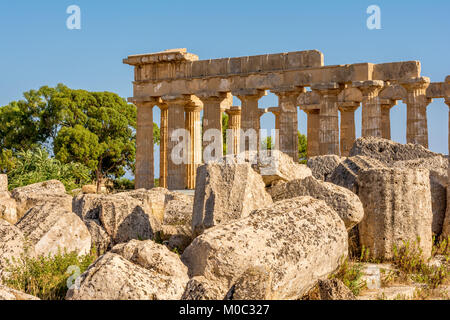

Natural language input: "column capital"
[128,96,162,107]
[232,88,266,101]
[352,80,385,96]
[225,106,242,116]
[258,108,268,118]
[400,76,431,92]
[311,82,344,96]
[197,91,232,111]
[302,107,320,114]
[162,94,203,108]
[267,106,280,116]
[271,86,306,97]
[338,101,360,113]
[379,99,397,110]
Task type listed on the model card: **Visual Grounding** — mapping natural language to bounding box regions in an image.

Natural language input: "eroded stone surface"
[0,219,32,274]
[317,279,356,300]
[357,168,433,260]
[192,161,272,236]
[0,285,40,300]
[0,175,7,192]
[225,266,274,300]
[183,196,348,300]
[67,240,189,300]
[307,155,345,180]
[16,203,91,257]
[268,176,364,230]
[84,219,111,254]
[0,192,18,224]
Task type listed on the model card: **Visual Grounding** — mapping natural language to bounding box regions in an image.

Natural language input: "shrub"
[2,248,97,300]
[7,147,91,192]
[330,258,366,296]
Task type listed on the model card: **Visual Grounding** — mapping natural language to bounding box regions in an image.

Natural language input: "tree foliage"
[0,84,148,188]
[6,147,91,191]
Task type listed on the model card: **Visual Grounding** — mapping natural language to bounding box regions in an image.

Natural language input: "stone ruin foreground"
[123,48,450,190]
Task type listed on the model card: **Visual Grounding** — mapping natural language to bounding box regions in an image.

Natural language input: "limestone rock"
[394,156,448,235]
[0,175,7,192]
[256,150,312,186]
[0,285,40,300]
[81,185,97,194]
[16,203,91,257]
[11,180,71,219]
[182,196,348,300]
[327,156,386,194]
[67,240,189,300]
[163,192,194,226]
[84,219,111,254]
[268,176,364,230]
[357,168,433,260]
[226,266,273,300]
[0,192,18,224]
[0,219,33,274]
[317,279,355,300]
[73,194,161,245]
[192,161,272,236]
[181,276,226,300]
[349,136,440,165]
[307,155,345,180]
[119,188,170,224]
[161,225,193,252]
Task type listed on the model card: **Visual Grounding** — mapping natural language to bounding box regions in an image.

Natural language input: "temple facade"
[124,49,450,190]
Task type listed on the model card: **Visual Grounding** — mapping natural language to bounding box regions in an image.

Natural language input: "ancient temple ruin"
[124,49,450,190]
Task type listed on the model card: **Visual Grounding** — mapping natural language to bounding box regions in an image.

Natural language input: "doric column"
[234,89,266,153]
[400,77,432,147]
[302,108,320,157]
[272,87,304,161]
[338,102,359,156]
[163,95,200,190]
[135,101,155,189]
[311,82,343,155]
[225,106,242,155]
[185,103,203,189]
[158,103,168,188]
[197,92,232,159]
[379,99,397,140]
[353,80,384,138]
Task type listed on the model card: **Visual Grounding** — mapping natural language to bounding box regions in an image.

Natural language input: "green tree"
[298,132,307,163]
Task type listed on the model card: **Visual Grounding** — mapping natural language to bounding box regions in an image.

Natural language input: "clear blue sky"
[1,0,449,178]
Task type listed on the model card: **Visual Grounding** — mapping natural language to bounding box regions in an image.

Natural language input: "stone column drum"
[135,102,154,189]
[225,107,242,155]
[338,102,359,157]
[353,80,384,138]
[165,97,187,190]
[311,82,342,156]
[159,103,169,188]
[358,168,433,260]
[185,105,203,189]
[400,77,432,148]
[235,89,266,153]
[380,99,396,140]
[303,108,320,158]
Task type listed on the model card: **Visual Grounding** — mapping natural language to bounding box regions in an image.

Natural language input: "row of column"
[135,77,433,190]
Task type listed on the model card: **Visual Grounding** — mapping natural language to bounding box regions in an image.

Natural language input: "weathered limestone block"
[0,220,33,274]
[0,175,7,192]
[67,240,189,300]
[81,184,97,194]
[0,192,18,224]
[16,203,91,257]
[349,137,440,165]
[256,150,312,186]
[11,180,72,219]
[163,192,194,226]
[0,285,40,300]
[192,161,272,236]
[268,176,364,230]
[225,266,274,300]
[357,168,433,260]
[327,156,386,194]
[317,279,356,300]
[119,188,170,224]
[160,224,193,252]
[84,219,111,254]
[394,156,448,235]
[182,197,348,300]
[73,194,161,245]
[307,155,345,180]
[181,276,225,300]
